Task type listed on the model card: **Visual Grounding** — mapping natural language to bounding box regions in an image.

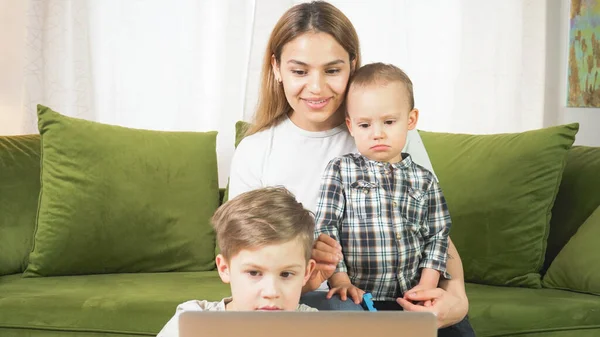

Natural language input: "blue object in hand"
[362,293,377,312]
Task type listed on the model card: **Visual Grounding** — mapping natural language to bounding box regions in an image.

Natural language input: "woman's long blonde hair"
[246,1,361,136]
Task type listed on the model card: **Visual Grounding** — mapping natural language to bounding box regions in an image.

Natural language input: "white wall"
[0,0,27,135]
[549,0,600,146]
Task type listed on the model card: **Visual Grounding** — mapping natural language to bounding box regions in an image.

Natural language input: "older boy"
[314,63,451,310]
[157,187,317,337]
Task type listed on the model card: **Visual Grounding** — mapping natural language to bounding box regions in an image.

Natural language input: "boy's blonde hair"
[348,62,415,111]
[247,1,361,136]
[212,187,315,262]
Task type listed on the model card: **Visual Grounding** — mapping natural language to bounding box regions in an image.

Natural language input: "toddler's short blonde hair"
[348,62,415,111]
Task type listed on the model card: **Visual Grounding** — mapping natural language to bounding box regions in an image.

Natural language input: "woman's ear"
[408,109,419,130]
[302,259,317,286]
[271,54,282,83]
[351,58,357,74]
[215,254,231,284]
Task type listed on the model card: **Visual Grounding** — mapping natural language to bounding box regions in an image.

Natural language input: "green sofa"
[1,108,599,336]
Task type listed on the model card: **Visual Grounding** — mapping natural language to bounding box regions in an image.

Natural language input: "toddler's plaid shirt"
[314,153,451,301]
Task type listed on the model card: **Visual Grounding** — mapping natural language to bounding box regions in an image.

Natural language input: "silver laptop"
[179,311,437,337]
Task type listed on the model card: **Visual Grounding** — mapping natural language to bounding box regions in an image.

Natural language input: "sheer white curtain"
[19,0,256,186]
[328,0,549,134]
[245,0,550,134]
[1,0,554,185]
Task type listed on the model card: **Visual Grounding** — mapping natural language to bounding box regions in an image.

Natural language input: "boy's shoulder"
[157,298,317,337]
[326,152,364,167]
[176,298,317,312]
[298,303,319,312]
[156,298,230,336]
[176,298,229,312]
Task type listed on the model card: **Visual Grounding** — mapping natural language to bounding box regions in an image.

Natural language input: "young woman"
[228,1,474,335]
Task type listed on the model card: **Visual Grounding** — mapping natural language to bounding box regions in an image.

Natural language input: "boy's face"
[216,239,315,311]
[346,82,418,163]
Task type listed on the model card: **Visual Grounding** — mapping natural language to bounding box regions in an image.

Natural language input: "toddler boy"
[315,62,451,310]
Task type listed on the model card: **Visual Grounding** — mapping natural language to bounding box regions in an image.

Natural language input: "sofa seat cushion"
[0,272,230,336]
[467,283,600,337]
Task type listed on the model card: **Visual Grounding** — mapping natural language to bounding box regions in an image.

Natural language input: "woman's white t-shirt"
[228,116,435,213]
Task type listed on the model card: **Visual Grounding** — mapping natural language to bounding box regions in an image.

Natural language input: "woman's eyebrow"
[287,59,346,67]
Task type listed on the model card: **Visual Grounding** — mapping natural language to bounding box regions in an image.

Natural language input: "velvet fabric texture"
[544,146,600,271]
[419,124,578,287]
[543,206,600,296]
[24,105,220,277]
[0,135,41,276]
[466,283,600,336]
[1,117,598,337]
[0,272,230,336]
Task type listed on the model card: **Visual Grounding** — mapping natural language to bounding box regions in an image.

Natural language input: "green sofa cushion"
[543,206,600,296]
[0,272,230,336]
[545,146,600,271]
[0,135,41,276]
[419,124,578,288]
[24,105,220,277]
[466,283,600,337]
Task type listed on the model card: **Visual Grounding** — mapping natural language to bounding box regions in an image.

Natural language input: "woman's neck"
[287,111,345,132]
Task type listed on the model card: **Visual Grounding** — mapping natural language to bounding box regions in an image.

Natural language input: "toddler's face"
[216,239,315,311]
[346,82,418,163]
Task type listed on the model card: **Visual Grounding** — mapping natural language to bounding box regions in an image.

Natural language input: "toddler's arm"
[329,271,352,288]
[420,178,451,279]
[404,268,440,306]
[314,158,347,274]
[418,268,441,290]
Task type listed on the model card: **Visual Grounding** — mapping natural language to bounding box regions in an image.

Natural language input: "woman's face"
[272,32,355,132]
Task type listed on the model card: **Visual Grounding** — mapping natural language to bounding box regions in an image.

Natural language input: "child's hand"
[327,282,365,305]
[403,284,436,307]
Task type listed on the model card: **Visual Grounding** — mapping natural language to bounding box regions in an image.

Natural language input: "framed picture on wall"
[567,0,600,107]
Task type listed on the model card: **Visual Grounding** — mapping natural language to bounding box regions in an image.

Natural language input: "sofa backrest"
[0,135,41,276]
[1,134,598,278]
[545,145,600,272]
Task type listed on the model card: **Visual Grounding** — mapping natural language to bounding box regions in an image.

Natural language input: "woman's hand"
[302,234,343,293]
[403,284,435,307]
[396,288,468,328]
